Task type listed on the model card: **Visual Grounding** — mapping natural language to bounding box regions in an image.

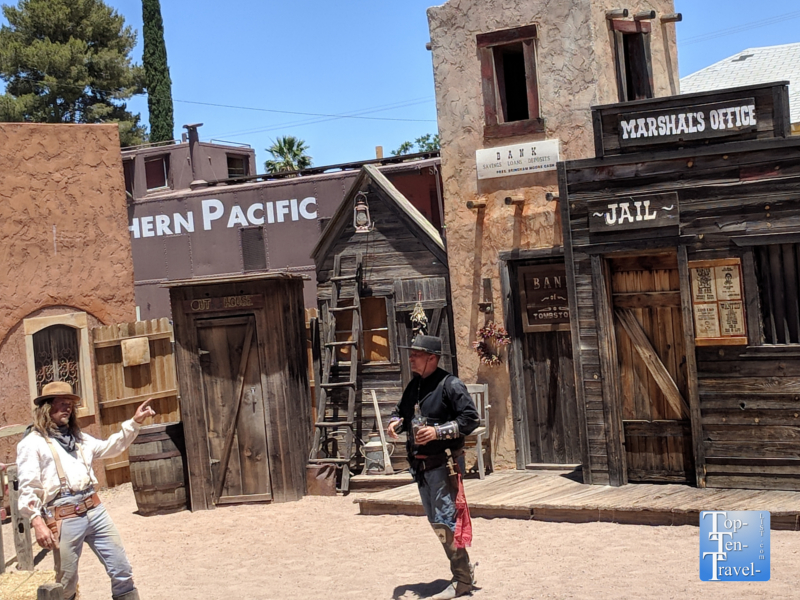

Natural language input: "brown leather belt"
[52,493,102,520]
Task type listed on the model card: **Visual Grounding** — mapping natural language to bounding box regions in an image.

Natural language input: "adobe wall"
[427,0,678,468]
[0,124,136,475]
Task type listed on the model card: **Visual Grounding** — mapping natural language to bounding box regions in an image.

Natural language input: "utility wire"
[681,9,800,46]
[205,98,435,140]
[0,73,436,126]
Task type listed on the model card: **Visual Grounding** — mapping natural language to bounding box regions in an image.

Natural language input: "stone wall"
[427,0,678,468]
[0,124,136,470]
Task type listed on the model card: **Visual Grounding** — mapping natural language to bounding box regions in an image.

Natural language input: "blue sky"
[3,1,800,167]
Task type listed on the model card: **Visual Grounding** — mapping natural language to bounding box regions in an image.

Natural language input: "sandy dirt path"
[5,483,798,599]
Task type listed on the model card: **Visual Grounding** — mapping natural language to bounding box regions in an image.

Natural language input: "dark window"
[611,20,654,102]
[33,325,82,397]
[477,24,541,138]
[227,154,249,179]
[123,160,135,198]
[240,226,267,272]
[145,155,170,190]
[755,244,800,344]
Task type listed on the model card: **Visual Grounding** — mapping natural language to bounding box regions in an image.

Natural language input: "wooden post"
[8,464,34,570]
[38,583,65,600]
[0,466,6,574]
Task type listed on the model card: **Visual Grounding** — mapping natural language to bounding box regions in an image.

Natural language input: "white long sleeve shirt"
[16,419,141,521]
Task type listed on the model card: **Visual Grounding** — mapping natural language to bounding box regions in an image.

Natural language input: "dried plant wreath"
[472,321,511,366]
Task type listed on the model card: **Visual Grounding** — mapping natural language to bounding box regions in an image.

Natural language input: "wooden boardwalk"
[355,471,800,530]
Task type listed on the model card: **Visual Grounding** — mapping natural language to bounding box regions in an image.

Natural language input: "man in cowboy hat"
[16,381,156,600]
[388,335,480,599]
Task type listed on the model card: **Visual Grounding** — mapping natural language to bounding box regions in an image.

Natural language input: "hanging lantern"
[353,191,372,233]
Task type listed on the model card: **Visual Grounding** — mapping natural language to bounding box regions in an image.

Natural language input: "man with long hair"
[16,381,156,600]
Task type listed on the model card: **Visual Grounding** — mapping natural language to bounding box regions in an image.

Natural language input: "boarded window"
[755,244,800,344]
[227,154,249,178]
[240,226,267,272]
[477,24,541,137]
[33,325,82,397]
[611,20,654,102]
[362,297,390,362]
[145,155,170,190]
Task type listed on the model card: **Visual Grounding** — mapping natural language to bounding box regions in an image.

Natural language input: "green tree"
[0,0,145,146]
[264,136,312,173]
[142,0,173,143]
[391,133,440,156]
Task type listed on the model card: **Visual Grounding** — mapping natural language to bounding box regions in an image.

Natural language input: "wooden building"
[168,273,311,509]
[559,82,800,490]
[309,165,455,487]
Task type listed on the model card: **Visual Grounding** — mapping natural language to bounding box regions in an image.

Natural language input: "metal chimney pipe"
[183,123,207,188]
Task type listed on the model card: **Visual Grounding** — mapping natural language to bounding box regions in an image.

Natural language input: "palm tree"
[264,136,313,173]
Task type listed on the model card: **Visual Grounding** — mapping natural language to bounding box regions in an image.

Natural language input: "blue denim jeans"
[412,455,465,532]
[55,499,135,599]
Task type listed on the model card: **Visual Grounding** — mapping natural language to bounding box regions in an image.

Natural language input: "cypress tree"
[142,0,174,143]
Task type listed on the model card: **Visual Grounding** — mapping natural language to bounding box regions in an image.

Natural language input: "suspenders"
[42,435,92,496]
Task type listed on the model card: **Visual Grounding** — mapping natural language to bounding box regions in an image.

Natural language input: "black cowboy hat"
[398,334,449,356]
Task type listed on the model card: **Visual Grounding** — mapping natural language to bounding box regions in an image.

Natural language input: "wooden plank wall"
[92,318,180,487]
[561,137,800,490]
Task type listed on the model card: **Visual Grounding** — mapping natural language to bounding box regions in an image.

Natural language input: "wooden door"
[196,316,272,504]
[522,330,581,464]
[92,318,180,487]
[393,277,456,385]
[610,254,694,483]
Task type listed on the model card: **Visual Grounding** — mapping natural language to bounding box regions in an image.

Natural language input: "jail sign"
[588,192,679,233]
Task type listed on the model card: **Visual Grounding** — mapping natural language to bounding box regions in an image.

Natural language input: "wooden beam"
[591,255,627,486]
[615,308,690,419]
[612,291,681,309]
[99,388,178,409]
[560,162,592,485]
[8,465,34,571]
[92,330,173,348]
[37,583,65,600]
[678,246,707,488]
[501,260,532,469]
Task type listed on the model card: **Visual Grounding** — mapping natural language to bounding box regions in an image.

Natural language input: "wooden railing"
[1,464,65,598]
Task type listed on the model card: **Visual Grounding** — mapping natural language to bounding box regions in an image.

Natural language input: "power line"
[174,97,436,123]
[206,98,435,140]
[682,9,800,46]
[1,73,436,126]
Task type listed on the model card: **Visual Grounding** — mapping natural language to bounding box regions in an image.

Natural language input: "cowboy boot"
[431,524,474,599]
[112,589,140,600]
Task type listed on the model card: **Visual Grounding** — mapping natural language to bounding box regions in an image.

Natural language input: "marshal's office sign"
[588,192,679,233]
[618,97,757,148]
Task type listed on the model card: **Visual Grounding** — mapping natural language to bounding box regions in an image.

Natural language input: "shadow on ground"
[392,579,451,599]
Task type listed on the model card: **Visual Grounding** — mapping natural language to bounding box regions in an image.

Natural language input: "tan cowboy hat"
[34,381,81,406]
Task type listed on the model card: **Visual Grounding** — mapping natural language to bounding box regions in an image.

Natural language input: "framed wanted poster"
[689,258,748,346]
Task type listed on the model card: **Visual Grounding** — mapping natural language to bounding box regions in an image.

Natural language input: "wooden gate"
[196,315,272,505]
[609,254,693,483]
[92,318,180,486]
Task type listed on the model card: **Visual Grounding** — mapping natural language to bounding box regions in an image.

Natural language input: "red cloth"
[453,472,472,548]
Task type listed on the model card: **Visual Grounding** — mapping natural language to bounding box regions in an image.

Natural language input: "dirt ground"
[3,483,798,599]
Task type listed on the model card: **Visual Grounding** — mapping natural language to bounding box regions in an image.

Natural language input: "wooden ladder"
[308,251,363,493]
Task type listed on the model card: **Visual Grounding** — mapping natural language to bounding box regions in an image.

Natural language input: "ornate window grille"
[32,325,82,397]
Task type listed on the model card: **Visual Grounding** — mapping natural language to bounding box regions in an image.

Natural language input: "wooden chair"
[466,383,490,479]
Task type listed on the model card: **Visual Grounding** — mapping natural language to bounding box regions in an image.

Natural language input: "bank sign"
[476,139,560,180]
[618,98,757,148]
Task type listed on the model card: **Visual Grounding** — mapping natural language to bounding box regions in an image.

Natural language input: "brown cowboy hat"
[34,381,81,406]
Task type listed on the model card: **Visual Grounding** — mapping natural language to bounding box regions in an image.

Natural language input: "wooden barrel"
[129,422,188,516]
